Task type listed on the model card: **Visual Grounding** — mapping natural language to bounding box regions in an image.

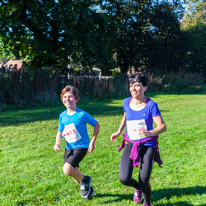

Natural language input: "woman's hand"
[110,131,121,142]
[138,128,151,138]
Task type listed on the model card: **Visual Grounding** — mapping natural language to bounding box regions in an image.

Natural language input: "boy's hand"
[88,142,95,153]
[54,144,61,151]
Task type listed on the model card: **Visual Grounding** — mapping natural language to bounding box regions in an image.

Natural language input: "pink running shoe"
[133,189,142,203]
[142,201,152,206]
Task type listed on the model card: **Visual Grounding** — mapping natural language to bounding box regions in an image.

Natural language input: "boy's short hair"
[128,73,148,87]
[61,85,79,102]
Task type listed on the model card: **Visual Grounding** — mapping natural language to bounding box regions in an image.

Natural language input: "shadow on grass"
[153,186,206,206]
[95,193,133,204]
[0,100,170,127]
[96,186,206,205]
[0,103,124,127]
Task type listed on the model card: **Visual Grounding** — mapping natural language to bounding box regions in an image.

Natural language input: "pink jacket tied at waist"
[118,131,163,167]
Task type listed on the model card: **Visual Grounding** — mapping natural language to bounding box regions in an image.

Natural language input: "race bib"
[62,123,82,143]
[127,119,147,140]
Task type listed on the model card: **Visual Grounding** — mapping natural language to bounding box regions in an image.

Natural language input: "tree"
[100,0,185,73]
[146,1,185,72]
[0,0,186,74]
[181,0,206,76]
[182,0,206,27]
[0,0,113,73]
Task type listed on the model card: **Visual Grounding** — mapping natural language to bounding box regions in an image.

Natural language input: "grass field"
[0,91,206,206]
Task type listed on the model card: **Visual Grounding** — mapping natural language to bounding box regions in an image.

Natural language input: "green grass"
[0,92,206,206]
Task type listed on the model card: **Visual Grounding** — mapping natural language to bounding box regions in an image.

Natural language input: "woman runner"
[110,73,166,206]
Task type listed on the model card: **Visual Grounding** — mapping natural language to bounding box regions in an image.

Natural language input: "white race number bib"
[62,123,82,143]
[127,119,147,140]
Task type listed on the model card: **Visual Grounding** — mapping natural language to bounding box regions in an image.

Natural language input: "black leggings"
[119,142,155,204]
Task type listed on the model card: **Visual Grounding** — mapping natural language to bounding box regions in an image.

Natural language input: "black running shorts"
[64,147,88,168]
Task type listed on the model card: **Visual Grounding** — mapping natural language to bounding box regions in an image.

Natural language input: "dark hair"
[128,73,148,87]
[61,85,79,102]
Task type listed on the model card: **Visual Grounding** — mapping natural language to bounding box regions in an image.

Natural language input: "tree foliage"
[0,0,113,73]
[99,0,185,73]
[181,0,206,76]
[0,0,190,75]
[182,0,206,26]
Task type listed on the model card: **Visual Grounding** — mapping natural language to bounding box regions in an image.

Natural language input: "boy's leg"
[63,147,94,200]
[72,167,83,184]
[63,163,84,183]
[63,147,87,181]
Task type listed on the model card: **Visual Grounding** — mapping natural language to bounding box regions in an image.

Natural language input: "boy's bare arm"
[88,122,100,153]
[54,131,62,150]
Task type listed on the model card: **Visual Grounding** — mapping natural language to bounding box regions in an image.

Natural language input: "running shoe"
[82,186,95,200]
[142,201,152,206]
[133,189,142,203]
[80,175,92,198]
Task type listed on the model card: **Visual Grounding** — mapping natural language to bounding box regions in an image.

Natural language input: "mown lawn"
[0,91,206,206]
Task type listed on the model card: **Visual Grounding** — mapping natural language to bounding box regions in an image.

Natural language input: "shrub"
[147,70,205,93]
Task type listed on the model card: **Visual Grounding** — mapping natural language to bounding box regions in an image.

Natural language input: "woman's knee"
[63,164,74,176]
[119,175,131,186]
